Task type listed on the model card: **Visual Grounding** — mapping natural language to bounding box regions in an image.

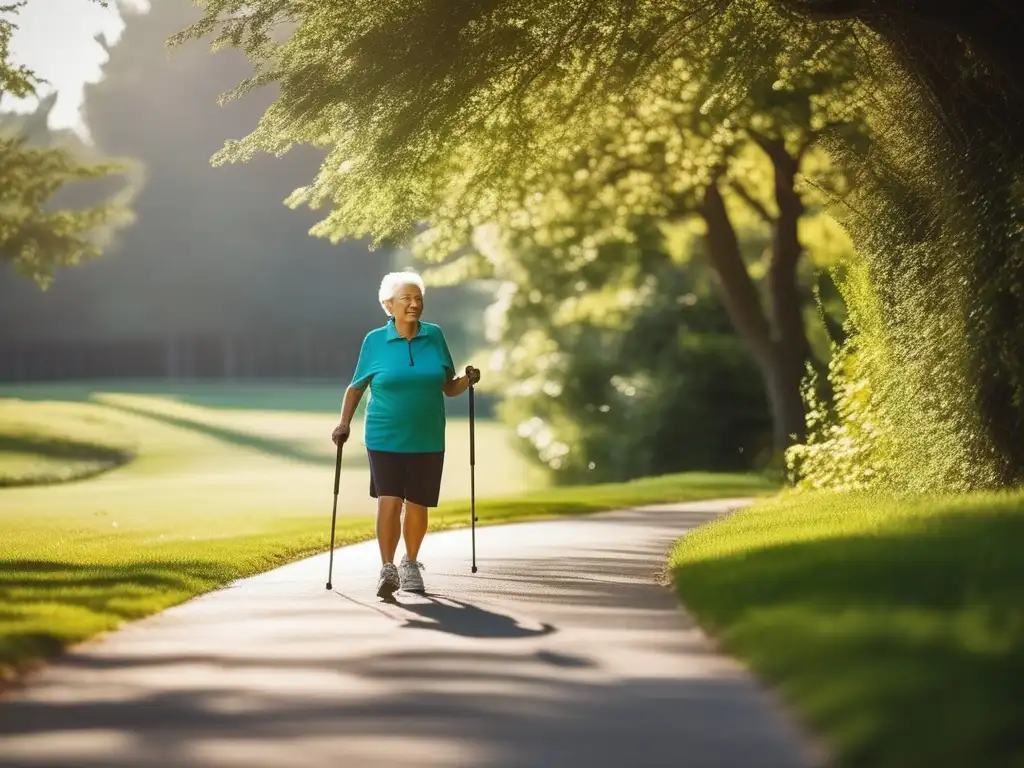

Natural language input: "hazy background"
[0,0,486,381]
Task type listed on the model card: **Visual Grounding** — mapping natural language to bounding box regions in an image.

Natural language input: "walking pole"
[325,437,344,590]
[467,366,478,573]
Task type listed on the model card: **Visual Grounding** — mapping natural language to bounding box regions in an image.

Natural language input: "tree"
[688,49,864,452]
[177,0,1024,488]
[455,198,775,482]
[173,1,1021,223]
[419,49,862,457]
[0,1,135,289]
[177,1,861,455]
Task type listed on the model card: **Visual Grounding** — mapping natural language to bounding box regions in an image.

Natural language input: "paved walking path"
[0,499,824,767]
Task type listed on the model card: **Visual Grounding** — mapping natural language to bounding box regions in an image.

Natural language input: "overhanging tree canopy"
[177,0,1024,489]
[175,1,832,243]
[414,42,864,456]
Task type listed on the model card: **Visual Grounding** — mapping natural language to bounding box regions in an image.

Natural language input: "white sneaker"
[376,563,400,599]
[399,554,425,594]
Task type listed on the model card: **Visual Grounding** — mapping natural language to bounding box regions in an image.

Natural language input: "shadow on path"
[332,589,556,641]
[394,595,556,640]
[0,647,807,768]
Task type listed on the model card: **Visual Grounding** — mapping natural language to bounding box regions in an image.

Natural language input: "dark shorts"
[367,449,445,507]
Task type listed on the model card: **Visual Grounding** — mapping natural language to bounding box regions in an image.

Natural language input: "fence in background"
[0,334,365,383]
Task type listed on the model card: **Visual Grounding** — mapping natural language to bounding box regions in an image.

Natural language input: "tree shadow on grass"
[671,506,1024,768]
[94,399,368,469]
[0,435,133,488]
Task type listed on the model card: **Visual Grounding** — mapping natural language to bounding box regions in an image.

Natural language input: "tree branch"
[698,175,774,363]
[745,127,786,162]
[729,179,774,224]
[775,0,876,20]
[799,120,853,158]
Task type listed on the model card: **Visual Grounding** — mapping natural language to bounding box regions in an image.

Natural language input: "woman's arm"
[332,385,365,444]
[335,332,373,444]
[443,374,471,398]
[339,385,365,426]
[443,366,480,398]
[435,328,479,397]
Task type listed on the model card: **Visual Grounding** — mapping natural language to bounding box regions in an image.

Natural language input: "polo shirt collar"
[385,316,425,341]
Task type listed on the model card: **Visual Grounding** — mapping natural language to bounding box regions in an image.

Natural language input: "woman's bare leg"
[376,496,404,564]
[402,502,429,561]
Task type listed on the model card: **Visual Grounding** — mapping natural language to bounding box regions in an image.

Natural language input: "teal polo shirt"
[350,318,456,453]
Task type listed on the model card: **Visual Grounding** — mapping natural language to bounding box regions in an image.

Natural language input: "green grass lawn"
[669,489,1024,768]
[0,399,136,487]
[0,380,776,682]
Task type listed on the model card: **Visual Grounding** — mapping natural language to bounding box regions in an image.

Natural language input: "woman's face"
[388,283,424,322]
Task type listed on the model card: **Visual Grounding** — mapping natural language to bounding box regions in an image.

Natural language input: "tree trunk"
[764,351,810,453]
[698,177,807,455]
[755,133,812,445]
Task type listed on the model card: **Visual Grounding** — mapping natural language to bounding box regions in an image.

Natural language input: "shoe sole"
[377,580,400,600]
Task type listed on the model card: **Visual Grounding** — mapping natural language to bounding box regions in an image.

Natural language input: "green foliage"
[788,260,1007,495]
[502,331,772,483]
[483,221,773,483]
[411,36,864,472]
[784,336,886,492]
[0,1,135,289]
[0,2,36,99]
[406,56,820,480]
[783,25,1023,493]
[173,0,833,245]
[0,132,136,287]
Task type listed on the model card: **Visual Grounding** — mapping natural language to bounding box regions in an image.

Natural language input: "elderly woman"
[332,270,480,599]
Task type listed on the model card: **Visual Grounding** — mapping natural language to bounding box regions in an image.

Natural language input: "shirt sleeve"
[436,327,456,380]
[350,333,375,389]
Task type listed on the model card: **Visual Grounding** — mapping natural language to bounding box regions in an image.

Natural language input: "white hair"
[378,270,426,316]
